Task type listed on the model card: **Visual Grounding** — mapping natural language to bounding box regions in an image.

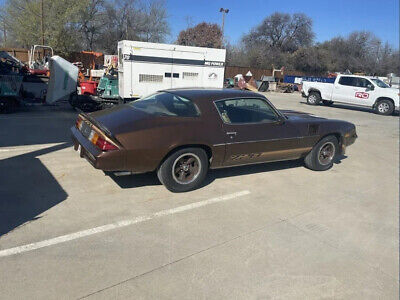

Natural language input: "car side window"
[215,98,279,124]
[338,76,357,87]
[355,78,371,88]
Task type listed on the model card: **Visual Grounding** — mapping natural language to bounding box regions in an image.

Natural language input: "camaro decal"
[231,153,262,161]
[355,92,369,99]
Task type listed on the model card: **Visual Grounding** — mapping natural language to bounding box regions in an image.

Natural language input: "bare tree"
[243,12,314,52]
[177,22,222,48]
[77,0,105,51]
[98,0,169,54]
[239,12,314,69]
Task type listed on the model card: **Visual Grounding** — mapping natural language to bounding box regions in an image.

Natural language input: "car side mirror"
[366,84,374,91]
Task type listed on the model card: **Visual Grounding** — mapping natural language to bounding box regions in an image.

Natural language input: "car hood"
[87,104,151,136]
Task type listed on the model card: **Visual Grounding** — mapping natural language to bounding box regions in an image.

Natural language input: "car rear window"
[129,92,200,117]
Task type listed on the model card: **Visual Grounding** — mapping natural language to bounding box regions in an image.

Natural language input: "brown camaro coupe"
[71,89,357,192]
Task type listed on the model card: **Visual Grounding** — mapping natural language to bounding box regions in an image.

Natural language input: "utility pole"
[219,8,229,45]
[40,0,44,45]
[3,20,6,46]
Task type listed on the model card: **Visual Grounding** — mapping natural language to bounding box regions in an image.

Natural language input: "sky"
[166,0,399,47]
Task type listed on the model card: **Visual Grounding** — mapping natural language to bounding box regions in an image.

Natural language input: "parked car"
[302,74,399,115]
[71,89,357,192]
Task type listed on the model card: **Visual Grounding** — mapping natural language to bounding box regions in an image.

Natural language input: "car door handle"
[226,131,237,138]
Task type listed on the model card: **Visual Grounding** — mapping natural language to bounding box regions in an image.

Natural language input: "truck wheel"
[375,99,394,115]
[307,92,321,105]
[322,100,334,106]
[304,135,338,171]
[157,148,209,192]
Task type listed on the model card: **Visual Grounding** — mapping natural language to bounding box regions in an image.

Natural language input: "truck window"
[355,78,371,88]
[338,76,358,87]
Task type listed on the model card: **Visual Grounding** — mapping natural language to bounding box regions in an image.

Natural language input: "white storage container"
[117,40,226,99]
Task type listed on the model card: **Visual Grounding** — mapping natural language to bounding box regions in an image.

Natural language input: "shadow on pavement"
[110,159,308,190]
[0,142,71,237]
[0,103,77,147]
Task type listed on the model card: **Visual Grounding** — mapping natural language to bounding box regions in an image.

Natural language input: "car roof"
[160,88,264,102]
[338,74,368,78]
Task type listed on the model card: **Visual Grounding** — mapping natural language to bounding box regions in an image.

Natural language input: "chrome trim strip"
[212,135,319,147]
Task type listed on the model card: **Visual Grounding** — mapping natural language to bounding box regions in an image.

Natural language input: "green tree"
[3,0,86,54]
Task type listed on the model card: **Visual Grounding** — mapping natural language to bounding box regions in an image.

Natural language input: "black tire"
[374,99,394,115]
[304,135,339,171]
[0,99,11,113]
[307,92,321,105]
[0,98,18,113]
[68,92,78,108]
[322,100,334,106]
[157,148,209,192]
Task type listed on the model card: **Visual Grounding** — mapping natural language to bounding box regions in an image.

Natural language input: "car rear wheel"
[307,92,321,105]
[304,135,338,171]
[375,99,394,115]
[157,148,209,192]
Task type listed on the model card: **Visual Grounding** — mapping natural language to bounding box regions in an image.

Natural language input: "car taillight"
[95,135,119,151]
[76,117,83,130]
[88,130,118,151]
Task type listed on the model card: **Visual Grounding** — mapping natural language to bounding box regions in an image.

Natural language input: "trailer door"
[171,50,204,89]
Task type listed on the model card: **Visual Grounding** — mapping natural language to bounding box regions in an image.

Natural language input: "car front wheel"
[304,135,338,171]
[375,99,394,115]
[157,148,209,192]
[307,92,321,105]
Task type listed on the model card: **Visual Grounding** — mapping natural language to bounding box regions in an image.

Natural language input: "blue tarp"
[284,75,335,84]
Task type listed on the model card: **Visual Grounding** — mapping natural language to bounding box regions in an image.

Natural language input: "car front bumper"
[341,129,357,154]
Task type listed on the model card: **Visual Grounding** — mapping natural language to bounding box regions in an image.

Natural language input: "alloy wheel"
[318,142,335,165]
[378,102,390,114]
[308,94,317,104]
[172,153,202,184]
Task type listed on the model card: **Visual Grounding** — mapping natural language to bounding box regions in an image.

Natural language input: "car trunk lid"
[87,104,151,136]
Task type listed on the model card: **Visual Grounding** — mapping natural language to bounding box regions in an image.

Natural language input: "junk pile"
[0,48,59,113]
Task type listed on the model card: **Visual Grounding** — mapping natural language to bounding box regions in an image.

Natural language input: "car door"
[351,77,375,106]
[214,98,304,166]
[332,76,358,103]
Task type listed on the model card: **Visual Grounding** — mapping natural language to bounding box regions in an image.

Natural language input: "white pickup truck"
[302,74,399,115]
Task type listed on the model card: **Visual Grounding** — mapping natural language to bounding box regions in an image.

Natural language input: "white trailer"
[117,40,226,99]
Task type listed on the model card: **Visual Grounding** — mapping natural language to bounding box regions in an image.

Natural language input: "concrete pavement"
[0,94,398,299]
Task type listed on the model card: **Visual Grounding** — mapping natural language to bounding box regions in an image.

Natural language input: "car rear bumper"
[71,126,126,171]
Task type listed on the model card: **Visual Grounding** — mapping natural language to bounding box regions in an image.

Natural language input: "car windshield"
[129,92,200,117]
[371,78,389,88]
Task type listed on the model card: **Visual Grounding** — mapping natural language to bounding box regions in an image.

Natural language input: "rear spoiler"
[79,112,123,148]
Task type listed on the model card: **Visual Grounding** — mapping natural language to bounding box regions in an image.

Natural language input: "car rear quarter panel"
[119,105,225,172]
